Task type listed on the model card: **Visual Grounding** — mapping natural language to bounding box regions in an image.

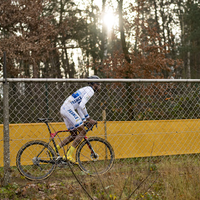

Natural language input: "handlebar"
[84,122,98,132]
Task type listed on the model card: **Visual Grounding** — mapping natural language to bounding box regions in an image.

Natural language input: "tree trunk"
[187,40,191,79]
[118,0,131,64]
[101,0,107,68]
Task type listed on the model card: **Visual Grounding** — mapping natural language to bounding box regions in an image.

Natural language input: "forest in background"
[0,0,200,79]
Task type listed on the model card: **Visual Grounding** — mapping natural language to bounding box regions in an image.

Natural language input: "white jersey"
[60,86,94,130]
[63,86,94,110]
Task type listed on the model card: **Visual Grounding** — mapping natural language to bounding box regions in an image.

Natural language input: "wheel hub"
[32,157,40,165]
[91,153,99,161]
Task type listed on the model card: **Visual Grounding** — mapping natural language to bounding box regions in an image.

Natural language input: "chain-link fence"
[1,79,200,183]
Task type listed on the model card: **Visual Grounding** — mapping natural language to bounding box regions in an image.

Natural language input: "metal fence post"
[102,109,108,159]
[3,52,10,186]
[102,109,107,141]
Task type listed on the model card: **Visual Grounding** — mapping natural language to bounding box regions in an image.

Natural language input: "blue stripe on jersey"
[68,127,74,130]
[72,90,81,98]
[75,121,83,127]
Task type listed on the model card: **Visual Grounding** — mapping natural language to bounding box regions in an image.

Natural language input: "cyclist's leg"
[59,105,80,148]
[59,129,78,148]
[71,125,86,148]
[60,106,83,163]
[54,117,73,150]
[66,125,87,163]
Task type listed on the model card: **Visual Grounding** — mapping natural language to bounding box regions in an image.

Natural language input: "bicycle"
[16,118,115,181]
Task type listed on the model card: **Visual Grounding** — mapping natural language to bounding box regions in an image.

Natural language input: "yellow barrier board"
[1,119,200,167]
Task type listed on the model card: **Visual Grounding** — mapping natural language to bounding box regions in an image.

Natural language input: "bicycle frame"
[40,119,68,155]
[84,136,97,158]
[38,118,97,160]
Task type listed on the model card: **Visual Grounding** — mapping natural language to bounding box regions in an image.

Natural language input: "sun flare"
[103,12,116,32]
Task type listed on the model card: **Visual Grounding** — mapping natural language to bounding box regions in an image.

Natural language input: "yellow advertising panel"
[1,119,200,167]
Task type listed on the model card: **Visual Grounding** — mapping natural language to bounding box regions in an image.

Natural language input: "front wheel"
[76,137,115,175]
[16,140,56,181]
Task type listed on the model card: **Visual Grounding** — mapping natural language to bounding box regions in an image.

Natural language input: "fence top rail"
[0,78,200,83]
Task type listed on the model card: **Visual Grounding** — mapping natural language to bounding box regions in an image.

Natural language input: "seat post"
[45,121,52,134]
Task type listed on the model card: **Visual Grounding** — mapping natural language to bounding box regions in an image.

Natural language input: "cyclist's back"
[62,86,94,110]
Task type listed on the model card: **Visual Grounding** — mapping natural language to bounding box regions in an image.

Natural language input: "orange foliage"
[99,6,182,79]
[0,0,58,77]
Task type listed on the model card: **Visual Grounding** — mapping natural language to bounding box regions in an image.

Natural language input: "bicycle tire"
[16,140,56,181]
[76,137,115,175]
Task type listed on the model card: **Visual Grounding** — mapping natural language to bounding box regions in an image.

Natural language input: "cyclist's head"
[88,75,101,92]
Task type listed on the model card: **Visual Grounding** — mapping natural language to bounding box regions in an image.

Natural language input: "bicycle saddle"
[38,118,52,122]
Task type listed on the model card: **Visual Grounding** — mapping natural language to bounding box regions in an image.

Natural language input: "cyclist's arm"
[77,107,96,128]
[79,87,94,110]
[79,87,96,126]
[77,107,89,122]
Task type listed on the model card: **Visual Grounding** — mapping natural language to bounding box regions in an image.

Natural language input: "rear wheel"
[76,137,115,175]
[16,140,56,180]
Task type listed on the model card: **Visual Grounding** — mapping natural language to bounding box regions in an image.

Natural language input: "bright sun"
[103,12,116,32]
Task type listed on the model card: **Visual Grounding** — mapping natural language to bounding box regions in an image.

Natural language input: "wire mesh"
[1,80,200,177]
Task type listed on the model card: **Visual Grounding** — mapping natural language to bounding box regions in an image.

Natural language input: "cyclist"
[57,75,101,164]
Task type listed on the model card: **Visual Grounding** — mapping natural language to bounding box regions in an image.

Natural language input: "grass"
[1,155,200,199]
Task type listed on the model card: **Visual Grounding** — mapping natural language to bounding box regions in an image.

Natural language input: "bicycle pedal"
[55,156,64,164]
[55,156,61,160]
[62,158,78,165]
[67,160,79,166]
[57,161,68,168]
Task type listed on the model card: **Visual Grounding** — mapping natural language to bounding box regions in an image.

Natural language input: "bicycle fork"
[84,136,99,161]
